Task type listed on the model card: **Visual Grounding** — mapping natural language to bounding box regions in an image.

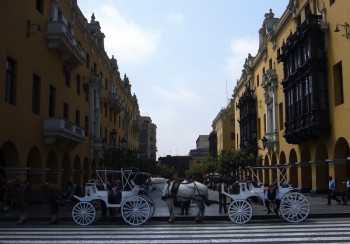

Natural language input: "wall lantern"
[27,20,42,38]
[334,22,350,39]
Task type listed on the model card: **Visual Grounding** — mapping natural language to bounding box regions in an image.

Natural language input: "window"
[86,53,90,69]
[64,66,70,87]
[32,74,41,115]
[76,74,81,95]
[333,62,344,106]
[85,116,89,136]
[6,57,16,105]
[36,0,44,14]
[296,15,301,27]
[304,3,311,19]
[49,86,56,117]
[76,110,80,126]
[257,75,260,86]
[63,103,69,120]
[269,59,272,70]
[279,103,283,130]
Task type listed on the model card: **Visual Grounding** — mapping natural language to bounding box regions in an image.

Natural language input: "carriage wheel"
[72,202,96,226]
[228,200,252,224]
[121,196,151,225]
[140,195,155,219]
[280,192,309,223]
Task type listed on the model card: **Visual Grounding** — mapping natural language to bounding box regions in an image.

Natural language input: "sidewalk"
[2,191,350,224]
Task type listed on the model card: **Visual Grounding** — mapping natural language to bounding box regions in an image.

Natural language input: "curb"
[3,212,350,224]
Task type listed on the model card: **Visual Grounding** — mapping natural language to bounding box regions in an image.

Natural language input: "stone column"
[309,160,328,194]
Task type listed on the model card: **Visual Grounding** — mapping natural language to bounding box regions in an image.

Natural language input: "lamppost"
[110,129,117,149]
[121,137,127,160]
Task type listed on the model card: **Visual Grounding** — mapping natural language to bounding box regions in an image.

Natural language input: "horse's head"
[147,177,169,192]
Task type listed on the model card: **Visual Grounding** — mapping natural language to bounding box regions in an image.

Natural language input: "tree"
[217,148,259,179]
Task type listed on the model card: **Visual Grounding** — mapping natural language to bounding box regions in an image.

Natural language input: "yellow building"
[211,100,236,155]
[232,0,350,193]
[0,0,141,188]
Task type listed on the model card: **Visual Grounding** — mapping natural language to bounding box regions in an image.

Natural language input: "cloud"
[167,13,185,25]
[87,5,160,65]
[225,37,259,81]
[152,85,202,104]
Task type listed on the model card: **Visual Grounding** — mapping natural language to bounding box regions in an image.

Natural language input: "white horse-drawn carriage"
[222,164,310,224]
[72,168,154,226]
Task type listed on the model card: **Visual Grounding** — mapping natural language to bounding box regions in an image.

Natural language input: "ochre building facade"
[0,0,141,188]
[232,0,350,193]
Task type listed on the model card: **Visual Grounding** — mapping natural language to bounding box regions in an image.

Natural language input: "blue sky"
[78,0,288,158]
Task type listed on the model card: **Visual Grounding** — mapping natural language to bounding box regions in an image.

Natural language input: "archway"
[333,138,350,191]
[61,153,71,191]
[289,149,298,187]
[1,141,20,180]
[73,155,81,186]
[300,147,312,192]
[263,154,270,184]
[313,143,329,193]
[83,157,89,184]
[46,150,59,184]
[27,147,42,183]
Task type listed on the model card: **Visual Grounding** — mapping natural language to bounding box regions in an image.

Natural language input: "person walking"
[217,178,228,213]
[327,176,341,205]
[343,176,350,205]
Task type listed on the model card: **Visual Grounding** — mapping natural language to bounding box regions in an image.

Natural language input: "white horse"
[148,177,210,223]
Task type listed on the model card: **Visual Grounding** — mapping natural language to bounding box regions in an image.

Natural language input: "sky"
[78,0,288,158]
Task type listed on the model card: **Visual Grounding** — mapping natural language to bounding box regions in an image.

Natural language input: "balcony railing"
[108,93,124,113]
[43,117,86,148]
[46,21,86,68]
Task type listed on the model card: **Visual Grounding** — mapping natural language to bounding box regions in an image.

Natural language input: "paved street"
[1,218,350,243]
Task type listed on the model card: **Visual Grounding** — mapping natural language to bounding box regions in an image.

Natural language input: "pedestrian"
[217,178,227,213]
[327,176,341,205]
[264,184,280,214]
[64,180,73,201]
[343,176,350,205]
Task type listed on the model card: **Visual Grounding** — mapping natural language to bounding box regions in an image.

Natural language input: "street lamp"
[101,137,107,150]
[110,129,117,148]
[120,137,127,160]
[121,137,127,149]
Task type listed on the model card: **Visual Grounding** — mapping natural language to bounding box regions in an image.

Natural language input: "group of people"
[327,176,350,205]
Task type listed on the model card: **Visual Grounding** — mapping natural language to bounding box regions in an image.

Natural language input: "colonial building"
[210,100,236,155]
[0,0,141,188]
[232,0,350,193]
[188,135,210,169]
[139,116,157,161]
